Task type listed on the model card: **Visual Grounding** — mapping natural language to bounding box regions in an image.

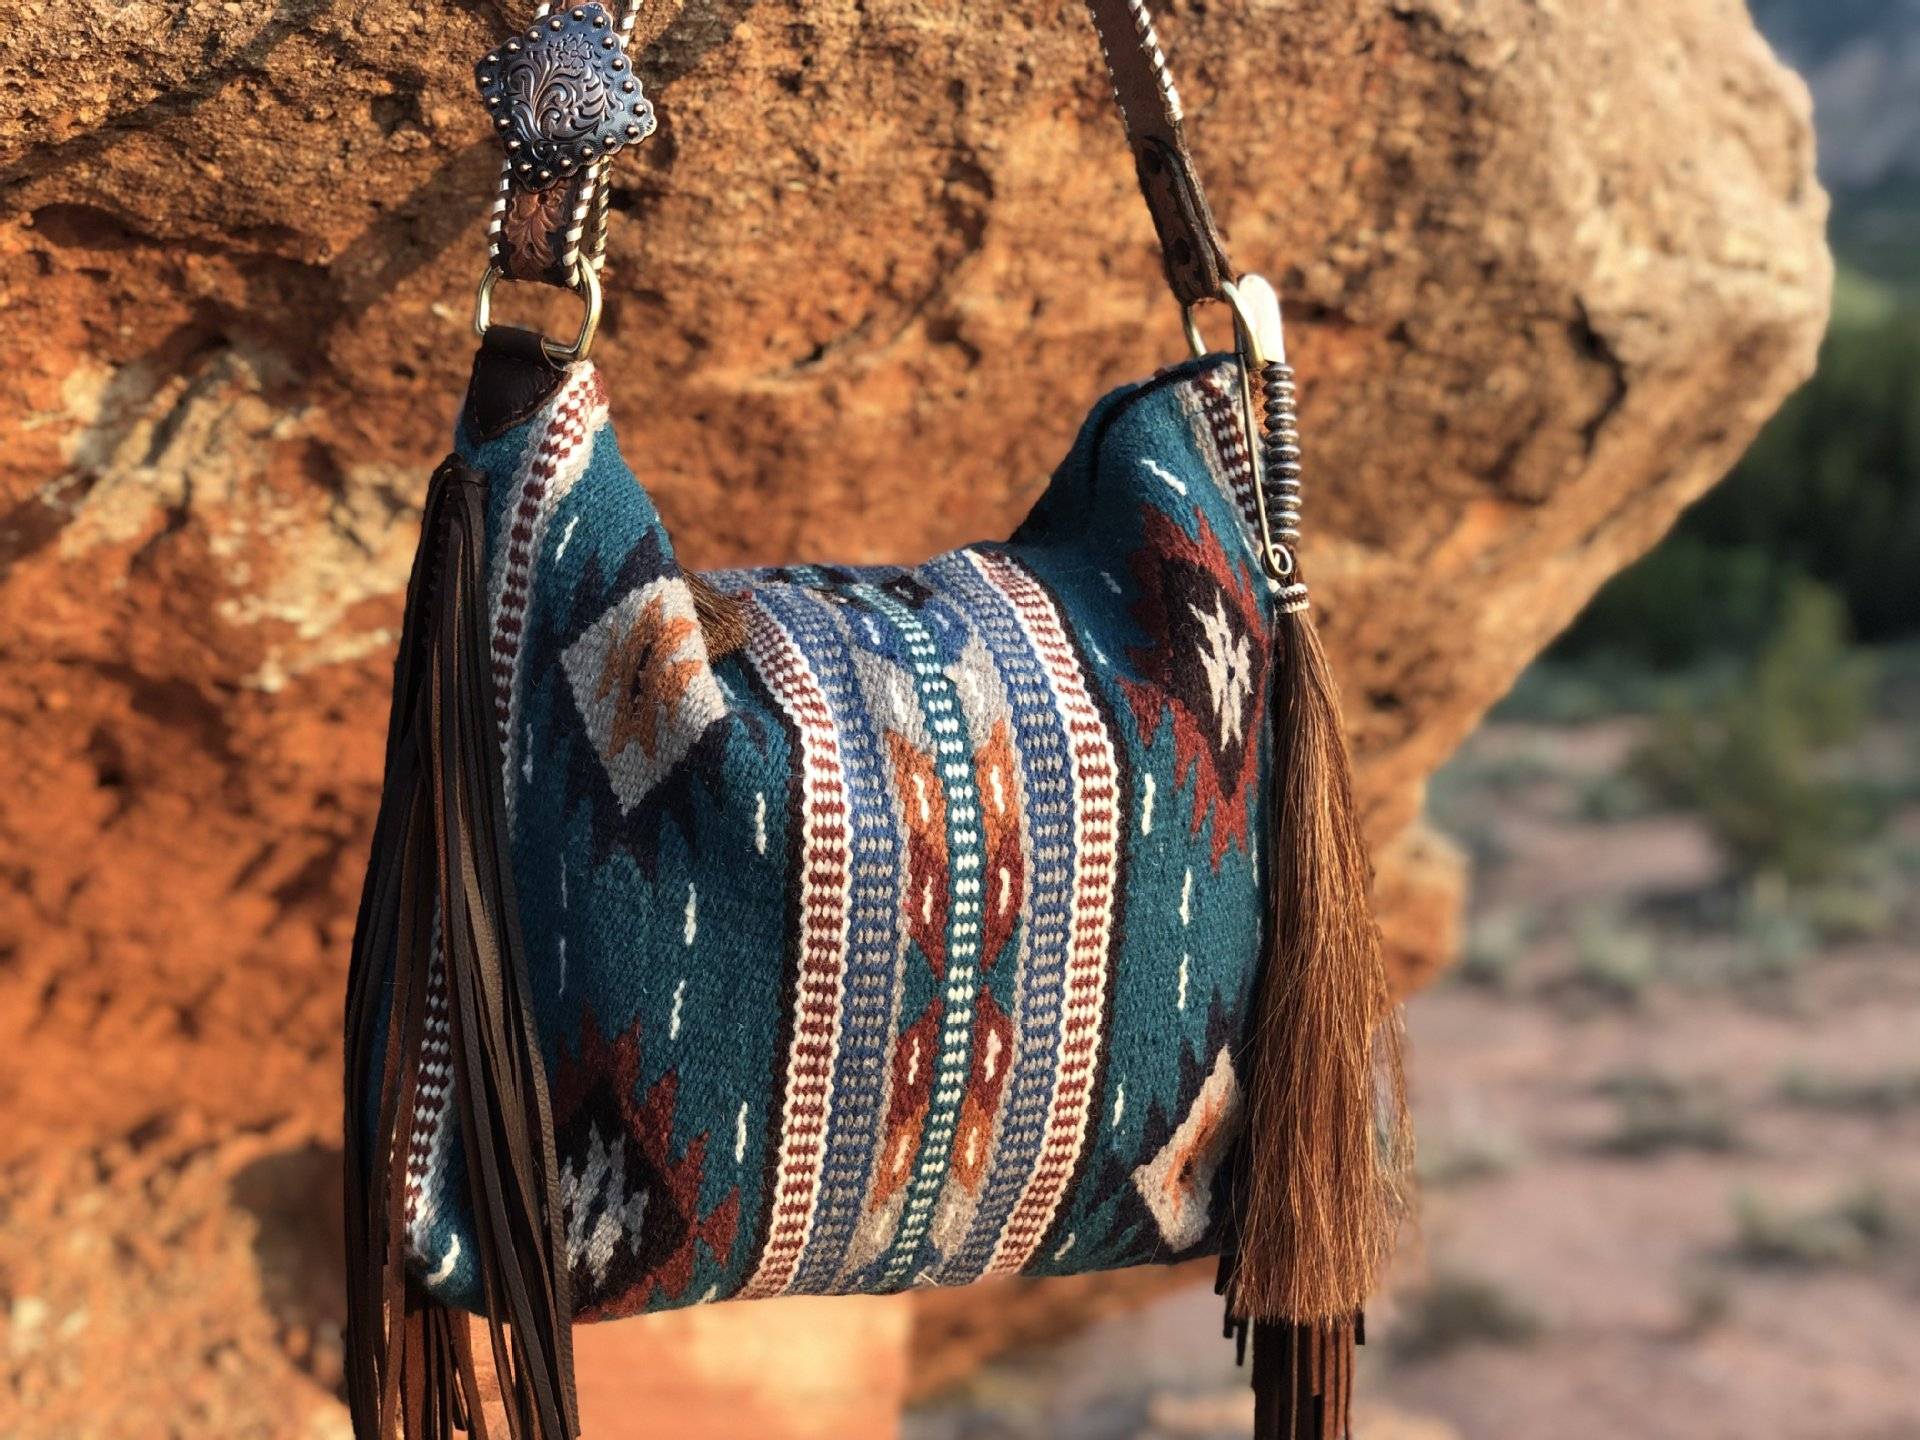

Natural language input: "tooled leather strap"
[478,1,1234,305]
[1082,0,1236,307]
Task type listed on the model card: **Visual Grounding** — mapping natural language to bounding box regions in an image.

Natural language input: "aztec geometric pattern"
[400,352,1284,1317]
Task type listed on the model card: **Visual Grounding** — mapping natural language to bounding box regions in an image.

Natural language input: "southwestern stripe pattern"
[399,915,451,1253]
[735,601,850,1299]
[777,582,911,1295]
[486,364,610,815]
[400,353,1279,1314]
[973,551,1123,1278]
[857,582,990,1290]
[922,550,1089,1284]
[1189,362,1262,533]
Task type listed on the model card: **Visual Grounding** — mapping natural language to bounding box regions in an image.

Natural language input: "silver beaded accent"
[1258,361,1308,609]
[581,0,639,274]
[483,0,650,281]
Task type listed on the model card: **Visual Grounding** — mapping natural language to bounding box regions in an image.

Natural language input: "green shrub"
[1558,538,1783,669]
[1492,656,1724,725]
[1390,1272,1543,1361]
[1633,582,1884,885]
[1729,875,1819,982]
[1567,906,1661,1005]
[1595,1071,1742,1156]
[1418,1128,1527,1188]
[1778,1067,1920,1115]
[1576,768,1663,822]
[1730,1185,1901,1268]
[1797,877,1897,941]
[1456,907,1536,991]
[1675,1271,1736,1337]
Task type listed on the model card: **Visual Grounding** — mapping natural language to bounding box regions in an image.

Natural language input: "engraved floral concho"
[475,4,657,187]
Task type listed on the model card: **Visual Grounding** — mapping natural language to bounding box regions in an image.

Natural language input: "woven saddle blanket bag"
[419,352,1272,1313]
[343,5,1410,1439]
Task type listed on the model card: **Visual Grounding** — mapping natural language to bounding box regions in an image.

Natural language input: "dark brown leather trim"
[1084,0,1235,307]
[1134,136,1230,307]
[463,327,571,442]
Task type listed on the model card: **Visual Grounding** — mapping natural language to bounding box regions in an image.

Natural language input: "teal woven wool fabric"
[402,353,1280,1318]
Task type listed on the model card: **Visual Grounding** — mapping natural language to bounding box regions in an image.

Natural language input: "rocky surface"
[0,0,1828,1433]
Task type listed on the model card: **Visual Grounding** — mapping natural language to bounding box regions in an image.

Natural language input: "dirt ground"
[910,710,1920,1440]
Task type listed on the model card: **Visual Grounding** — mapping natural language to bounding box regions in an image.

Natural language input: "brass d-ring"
[1181,302,1209,359]
[473,257,604,364]
[1181,276,1288,368]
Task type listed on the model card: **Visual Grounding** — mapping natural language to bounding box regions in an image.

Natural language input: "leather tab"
[463,327,571,442]
[1134,137,1230,307]
[493,168,600,287]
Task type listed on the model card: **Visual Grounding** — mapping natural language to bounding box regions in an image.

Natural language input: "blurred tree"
[1634,581,1883,884]
[1559,287,1920,663]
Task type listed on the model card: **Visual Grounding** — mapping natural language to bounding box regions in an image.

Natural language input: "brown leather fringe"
[685,569,751,660]
[1238,1316,1359,1440]
[344,456,580,1440]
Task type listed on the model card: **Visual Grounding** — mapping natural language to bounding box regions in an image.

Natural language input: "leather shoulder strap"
[1083,0,1236,307]
[475,2,1236,319]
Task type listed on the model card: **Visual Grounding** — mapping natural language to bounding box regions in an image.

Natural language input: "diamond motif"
[1120,504,1270,866]
[551,1016,741,1317]
[562,577,731,817]
[1130,1046,1242,1251]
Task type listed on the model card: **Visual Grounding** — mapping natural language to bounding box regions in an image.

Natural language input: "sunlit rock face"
[0,0,1827,1428]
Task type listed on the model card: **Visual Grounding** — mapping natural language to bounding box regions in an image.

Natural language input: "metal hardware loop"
[473,256,604,364]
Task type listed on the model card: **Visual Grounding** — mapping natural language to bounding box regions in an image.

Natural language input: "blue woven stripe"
[921,547,1081,1282]
[855,583,989,1290]
[750,579,909,1295]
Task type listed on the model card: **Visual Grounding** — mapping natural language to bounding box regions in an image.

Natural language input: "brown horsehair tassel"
[1224,351,1414,1437]
[685,569,752,660]
[1231,602,1413,1322]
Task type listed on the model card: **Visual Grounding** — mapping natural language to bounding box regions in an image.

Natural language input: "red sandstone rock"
[0,0,1827,1433]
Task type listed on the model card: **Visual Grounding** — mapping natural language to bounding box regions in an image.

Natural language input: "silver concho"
[475,5,657,186]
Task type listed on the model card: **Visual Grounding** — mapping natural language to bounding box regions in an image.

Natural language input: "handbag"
[343,5,1413,1438]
